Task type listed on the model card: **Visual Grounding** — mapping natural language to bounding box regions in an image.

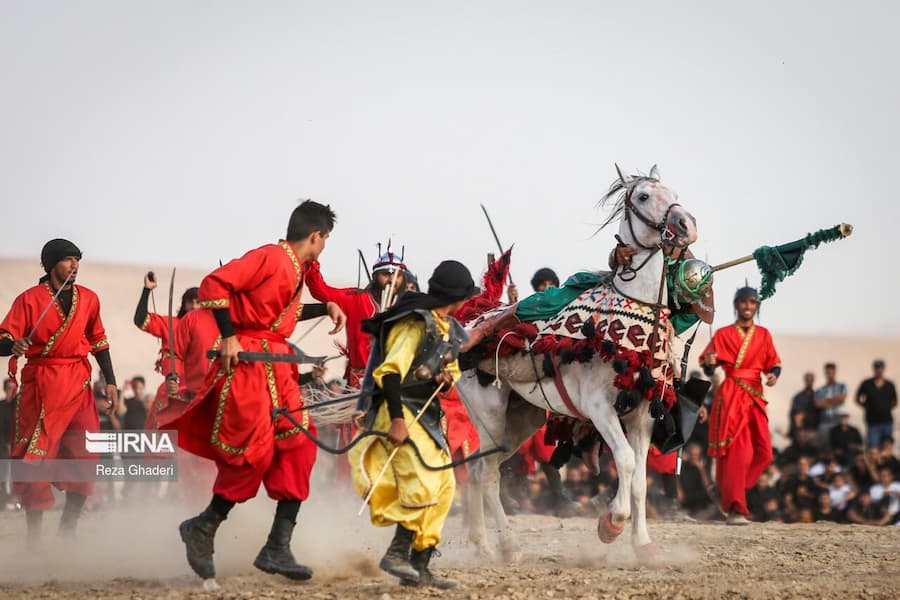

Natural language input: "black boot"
[26,508,43,546]
[404,547,458,589]
[59,492,87,536]
[542,463,579,518]
[253,500,313,581]
[179,495,233,580]
[379,525,419,582]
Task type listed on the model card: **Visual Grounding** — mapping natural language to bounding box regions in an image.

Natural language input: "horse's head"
[598,165,698,250]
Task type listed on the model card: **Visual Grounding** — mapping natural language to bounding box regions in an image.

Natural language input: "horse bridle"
[623,184,681,249]
[616,183,682,281]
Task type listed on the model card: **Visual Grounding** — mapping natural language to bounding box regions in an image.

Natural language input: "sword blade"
[480,204,514,285]
[167,268,178,378]
[206,350,327,365]
[26,269,75,340]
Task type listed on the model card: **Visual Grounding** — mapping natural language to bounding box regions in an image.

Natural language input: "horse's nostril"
[678,217,688,232]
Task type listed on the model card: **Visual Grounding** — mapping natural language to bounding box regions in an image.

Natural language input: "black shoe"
[379,525,419,582]
[26,508,43,547]
[59,492,87,537]
[402,547,458,589]
[179,507,224,580]
[253,514,313,581]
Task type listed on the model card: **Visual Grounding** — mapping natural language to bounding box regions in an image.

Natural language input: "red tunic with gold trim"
[149,308,220,428]
[303,260,377,386]
[174,308,220,397]
[0,284,108,462]
[138,311,179,377]
[700,323,780,458]
[166,242,315,472]
[139,311,181,430]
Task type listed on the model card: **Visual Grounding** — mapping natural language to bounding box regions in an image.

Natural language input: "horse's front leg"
[624,404,659,558]
[589,399,635,542]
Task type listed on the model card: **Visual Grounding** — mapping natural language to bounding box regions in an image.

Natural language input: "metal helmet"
[671,258,713,304]
[372,251,406,274]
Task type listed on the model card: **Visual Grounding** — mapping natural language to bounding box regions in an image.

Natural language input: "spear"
[711,223,853,299]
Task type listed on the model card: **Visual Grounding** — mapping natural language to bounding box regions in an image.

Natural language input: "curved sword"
[166,268,184,402]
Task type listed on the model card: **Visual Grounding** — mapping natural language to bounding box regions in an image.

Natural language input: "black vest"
[366,309,468,451]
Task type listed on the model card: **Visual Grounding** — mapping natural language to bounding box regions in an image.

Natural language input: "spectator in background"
[815,363,847,452]
[0,378,18,510]
[846,489,891,526]
[815,490,842,523]
[869,466,900,524]
[849,451,878,490]
[747,471,781,522]
[828,472,854,512]
[877,436,900,478]
[122,376,151,431]
[855,360,897,449]
[789,372,818,443]
[828,406,864,467]
[781,456,825,516]
[678,443,716,519]
[781,428,819,464]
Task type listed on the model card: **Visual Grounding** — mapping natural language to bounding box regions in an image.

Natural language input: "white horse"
[456,165,698,561]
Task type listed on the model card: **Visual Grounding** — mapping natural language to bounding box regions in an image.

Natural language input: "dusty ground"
[0,500,897,600]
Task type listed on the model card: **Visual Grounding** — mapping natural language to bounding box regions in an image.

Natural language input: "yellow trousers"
[349,403,455,551]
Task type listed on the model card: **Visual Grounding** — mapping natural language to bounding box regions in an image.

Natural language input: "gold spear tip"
[840,223,854,237]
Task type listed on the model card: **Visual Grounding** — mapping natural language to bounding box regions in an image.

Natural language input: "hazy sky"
[2,1,898,336]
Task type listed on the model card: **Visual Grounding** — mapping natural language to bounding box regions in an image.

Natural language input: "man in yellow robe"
[350,260,478,589]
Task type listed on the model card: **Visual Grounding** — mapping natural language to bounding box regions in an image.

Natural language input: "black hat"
[427,260,480,305]
[733,285,759,305]
[40,238,82,273]
[531,267,560,292]
[178,287,200,318]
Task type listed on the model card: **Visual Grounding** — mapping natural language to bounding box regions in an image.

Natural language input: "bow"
[273,406,507,471]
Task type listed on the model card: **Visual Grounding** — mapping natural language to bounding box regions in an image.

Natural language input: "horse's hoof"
[499,538,522,564]
[635,543,663,560]
[500,543,523,564]
[473,545,495,560]
[597,513,625,544]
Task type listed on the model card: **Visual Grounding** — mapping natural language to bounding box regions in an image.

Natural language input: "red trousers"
[15,389,99,510]
[715,404,772,516]
[212,435,317,503]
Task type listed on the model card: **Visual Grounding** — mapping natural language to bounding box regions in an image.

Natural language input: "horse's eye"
[639,193,649,201]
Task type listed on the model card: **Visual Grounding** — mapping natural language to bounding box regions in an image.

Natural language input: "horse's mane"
[594,171,660,234]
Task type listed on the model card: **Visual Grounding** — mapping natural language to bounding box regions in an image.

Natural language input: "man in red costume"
[168,200,346,584]
[700,285,780,525]
[133,273,199,429]
[0,238,118,539]
[304,249,406,388]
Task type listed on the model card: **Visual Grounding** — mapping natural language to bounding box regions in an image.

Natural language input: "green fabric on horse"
[752,224,847,300]
[515,272,608,322]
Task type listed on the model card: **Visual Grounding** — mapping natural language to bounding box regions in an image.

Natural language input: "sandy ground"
[0,493,897,600]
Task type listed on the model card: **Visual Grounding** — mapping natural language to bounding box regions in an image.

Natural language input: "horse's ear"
[649,164,660,180]
[614,163,629,187]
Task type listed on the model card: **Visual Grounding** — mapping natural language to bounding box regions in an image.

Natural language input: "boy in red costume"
[169,201,346,583]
